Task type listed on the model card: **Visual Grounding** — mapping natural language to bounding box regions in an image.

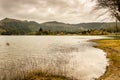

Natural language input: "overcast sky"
[0,0,115,24]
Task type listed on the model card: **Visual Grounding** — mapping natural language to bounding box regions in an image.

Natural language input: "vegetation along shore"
[93,36,120,80]
[18,36,120,80]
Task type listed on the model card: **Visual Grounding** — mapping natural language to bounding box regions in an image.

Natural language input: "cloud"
[0,0,114,23]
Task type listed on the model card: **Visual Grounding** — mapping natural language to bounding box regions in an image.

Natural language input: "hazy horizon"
[0,0,115,24]
[0,17,117,25]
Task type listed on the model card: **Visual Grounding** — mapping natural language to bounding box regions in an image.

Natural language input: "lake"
[0,36,108,80]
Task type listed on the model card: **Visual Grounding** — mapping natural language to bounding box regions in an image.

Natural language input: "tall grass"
[0,45,79,80]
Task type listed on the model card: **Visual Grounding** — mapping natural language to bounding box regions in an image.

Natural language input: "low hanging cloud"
[0,0,114,24]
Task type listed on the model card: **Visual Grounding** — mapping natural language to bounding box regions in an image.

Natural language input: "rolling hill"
[0,18,120,35]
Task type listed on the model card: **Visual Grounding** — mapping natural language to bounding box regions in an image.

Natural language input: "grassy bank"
[20,71,71,80]
[93,39,120,80]
[22,73,69,80]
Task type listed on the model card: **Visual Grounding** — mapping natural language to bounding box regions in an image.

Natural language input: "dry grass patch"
[93,39,120,80]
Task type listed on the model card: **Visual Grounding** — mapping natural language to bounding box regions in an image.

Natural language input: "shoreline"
[92,39,120,80]
[6,36,119,80]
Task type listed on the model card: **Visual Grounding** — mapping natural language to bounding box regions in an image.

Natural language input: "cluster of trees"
[36,28,81,35]
[36,28,110,35]
[81,29,109,35]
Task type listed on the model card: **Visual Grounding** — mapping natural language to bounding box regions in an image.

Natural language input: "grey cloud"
[0,0,113,23]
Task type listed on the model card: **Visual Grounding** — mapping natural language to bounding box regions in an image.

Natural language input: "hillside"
[0,18,120,35]
[0,18,32,35]
[74,22,120,31]
[73,22,104,30]
[39,21,82,32]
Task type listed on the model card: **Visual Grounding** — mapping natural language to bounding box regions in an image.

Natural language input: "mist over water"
[0,36,108,80]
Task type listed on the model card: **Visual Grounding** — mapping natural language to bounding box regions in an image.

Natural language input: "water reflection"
[0,36,108,80]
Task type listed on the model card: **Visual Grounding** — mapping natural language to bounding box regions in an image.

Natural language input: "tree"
[96,0,120,33]
[39,28,43,32]
[97,0,120,21]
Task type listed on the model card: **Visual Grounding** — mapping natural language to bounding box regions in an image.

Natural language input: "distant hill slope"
[101,22,120,32]
[0,18,32,35]
[39,21,82,32]
[0,18,120,35]
[73,22,104,30]
[0,18,43,35]
[74,22,120,31]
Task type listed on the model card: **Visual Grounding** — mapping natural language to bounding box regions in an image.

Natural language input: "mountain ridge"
[0,18,120,35]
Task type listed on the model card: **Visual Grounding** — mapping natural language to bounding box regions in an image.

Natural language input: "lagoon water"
[0,36,108,80]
